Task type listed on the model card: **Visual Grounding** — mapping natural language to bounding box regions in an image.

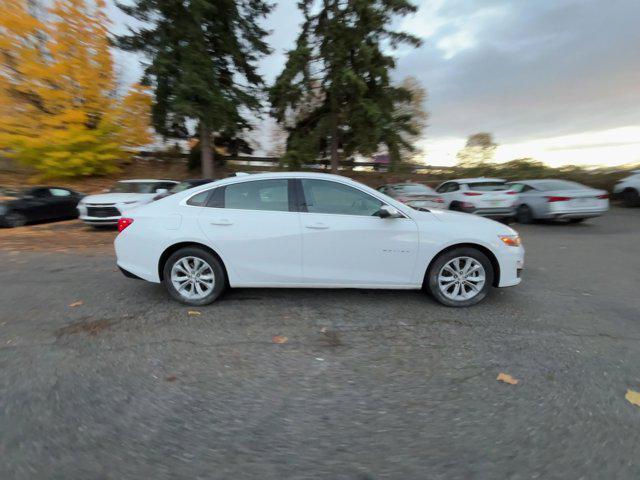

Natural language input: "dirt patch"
[0,220,115,252]
[55,318,116,338]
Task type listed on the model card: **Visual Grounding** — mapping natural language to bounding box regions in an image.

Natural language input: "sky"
[107,0,640,168]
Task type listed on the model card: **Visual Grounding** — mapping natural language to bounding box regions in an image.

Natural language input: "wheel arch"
[424,243,501,288]
[158,242,229,285]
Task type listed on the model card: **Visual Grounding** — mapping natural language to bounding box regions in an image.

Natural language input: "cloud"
[397,0,640,146]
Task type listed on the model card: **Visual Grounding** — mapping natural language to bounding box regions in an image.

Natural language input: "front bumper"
[78,204,121,225]
[497,245,524,288]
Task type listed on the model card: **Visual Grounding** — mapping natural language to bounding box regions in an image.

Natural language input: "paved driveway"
[1,209,639,479]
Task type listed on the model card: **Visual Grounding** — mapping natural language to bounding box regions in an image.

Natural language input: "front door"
[197,178,303,286]
[297,179,419,287]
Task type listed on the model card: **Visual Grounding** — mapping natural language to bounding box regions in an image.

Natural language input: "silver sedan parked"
[508,179,609,224]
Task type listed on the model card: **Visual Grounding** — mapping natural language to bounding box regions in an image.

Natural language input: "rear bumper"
[467,207,515,218]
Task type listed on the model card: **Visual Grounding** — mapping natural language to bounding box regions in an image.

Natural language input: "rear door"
[196,178,303,286]
[297,179,419,286]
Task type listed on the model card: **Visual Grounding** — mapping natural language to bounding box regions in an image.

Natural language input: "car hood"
[414,208,517,235]
[81,193,153,204]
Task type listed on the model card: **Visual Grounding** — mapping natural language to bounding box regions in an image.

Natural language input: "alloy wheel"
[170,256,215,300]
[437,256,486,302]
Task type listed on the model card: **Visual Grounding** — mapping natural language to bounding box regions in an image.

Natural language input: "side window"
[223,179,289,212]
[509,183,524,193]
[31,188,51,198]
[187,190,210,206]
[301,179,383,216]
[449,183,460,192]
[49,188,71,197]
[436,183,448,193]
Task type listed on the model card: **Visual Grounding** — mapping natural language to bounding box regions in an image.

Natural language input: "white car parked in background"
[435,178,518,220]
[78,179,178,226]
[613,169,640,207]
[114,173,524,307]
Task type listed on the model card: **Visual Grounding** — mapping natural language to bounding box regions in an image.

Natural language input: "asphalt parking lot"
[1,208,639,479]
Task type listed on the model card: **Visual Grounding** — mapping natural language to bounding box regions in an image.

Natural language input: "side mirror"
[377,205,403,219]
[155,188,168,194]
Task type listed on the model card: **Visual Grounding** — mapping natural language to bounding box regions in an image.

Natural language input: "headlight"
[122,200,140,205]
[499,235,521,247]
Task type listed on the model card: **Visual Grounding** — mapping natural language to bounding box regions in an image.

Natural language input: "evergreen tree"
[269,0,421,173]
[116,0,272,178]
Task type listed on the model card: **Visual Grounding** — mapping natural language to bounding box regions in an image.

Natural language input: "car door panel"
[196,179,303,286]
[301,213,419,286]
[297,179,419,286]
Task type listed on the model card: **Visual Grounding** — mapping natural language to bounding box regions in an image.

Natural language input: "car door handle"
[305,223,329,230]
[210,219,233,226]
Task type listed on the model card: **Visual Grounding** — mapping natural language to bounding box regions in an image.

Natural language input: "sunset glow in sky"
[109,0,640,167]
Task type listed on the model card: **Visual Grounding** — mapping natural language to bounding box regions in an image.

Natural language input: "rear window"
[393,184,435,195]
[534,180,588,191]
[466,182,508,191]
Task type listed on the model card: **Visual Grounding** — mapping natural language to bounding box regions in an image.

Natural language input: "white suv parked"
[435,178,518,220]
[613,170,640,207]
[78,179,178,226]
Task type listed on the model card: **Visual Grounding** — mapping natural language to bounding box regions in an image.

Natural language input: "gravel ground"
[1,209,639,479]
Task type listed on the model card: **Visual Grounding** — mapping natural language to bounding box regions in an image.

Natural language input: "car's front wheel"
[427,248,494,307]
[622,188,639,207]
[162,247,226,306]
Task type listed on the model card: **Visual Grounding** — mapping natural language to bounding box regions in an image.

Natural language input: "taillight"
[546,196,571,202]
[597,194,609,199]
[118,217,134,233]
[506,191,517,195]
[435,197,444,203]
[464,192,482,196]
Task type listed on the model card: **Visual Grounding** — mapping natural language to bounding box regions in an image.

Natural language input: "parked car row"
[2,170,638,229]
[379,177,611,223]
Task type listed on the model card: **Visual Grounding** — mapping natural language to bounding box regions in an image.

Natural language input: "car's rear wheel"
[162,247,226,306]
[622,188,639,207]
[3,211,27,228]
[427,248,494,307]
[516,204,534,224]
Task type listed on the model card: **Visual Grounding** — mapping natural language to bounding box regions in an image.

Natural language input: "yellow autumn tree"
[0,0,152,179]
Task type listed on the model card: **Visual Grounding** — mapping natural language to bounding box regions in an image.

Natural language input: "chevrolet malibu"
[115,173,524,307]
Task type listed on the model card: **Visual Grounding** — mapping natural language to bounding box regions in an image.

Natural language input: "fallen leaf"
[165,375,177,382]
[497,373,519,385]
[272,335,288,344]
[68,300,83,308]
[187,310,201,316]
[625,389,640,406]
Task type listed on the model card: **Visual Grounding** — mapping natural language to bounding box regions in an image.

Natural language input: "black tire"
[515,204,534,224]
[622,188,640,208]
[449,202,463,212]
[568,218,585,224]
[426,247,494,307]
[162,247,226,306]
[3,211,27,228]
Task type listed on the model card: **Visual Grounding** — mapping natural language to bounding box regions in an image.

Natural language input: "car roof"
[118,179,178,183]
[449,178,506,183]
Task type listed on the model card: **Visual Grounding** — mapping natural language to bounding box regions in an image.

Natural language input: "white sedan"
[114,173,524,307]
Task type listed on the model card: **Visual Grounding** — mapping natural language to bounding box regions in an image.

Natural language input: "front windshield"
[535,180,588,191]
[467,182,509,191]
[111,182,160,194]
[393,184,434,195]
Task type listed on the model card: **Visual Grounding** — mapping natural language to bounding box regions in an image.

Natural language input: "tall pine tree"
[269,0,421,173]
[116,0,272,178]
